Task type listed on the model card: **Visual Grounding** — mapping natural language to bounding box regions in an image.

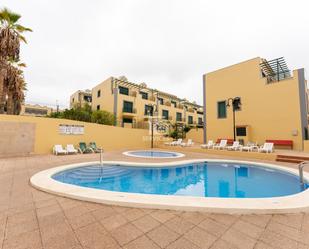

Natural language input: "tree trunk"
[0,75,6,114]
[6,91,14,114]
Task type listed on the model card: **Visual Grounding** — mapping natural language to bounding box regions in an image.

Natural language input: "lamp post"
[148,104,158,149]
[226,97,241,141]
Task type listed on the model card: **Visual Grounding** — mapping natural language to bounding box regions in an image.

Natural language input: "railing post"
[100,147,103,166]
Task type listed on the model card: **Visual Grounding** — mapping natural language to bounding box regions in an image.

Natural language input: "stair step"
[276,154,309,161]
[276,158,303,164]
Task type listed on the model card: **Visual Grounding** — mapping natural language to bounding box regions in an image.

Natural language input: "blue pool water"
[52,162,307,198]
[125,150,183,158]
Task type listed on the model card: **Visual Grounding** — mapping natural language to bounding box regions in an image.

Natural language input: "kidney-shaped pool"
[30,159,309,213]
[51,161,306,198]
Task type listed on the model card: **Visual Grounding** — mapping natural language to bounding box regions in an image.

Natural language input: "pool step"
[276,154,309,164]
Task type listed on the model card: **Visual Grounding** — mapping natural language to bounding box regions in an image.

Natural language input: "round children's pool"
[123,150,185,158]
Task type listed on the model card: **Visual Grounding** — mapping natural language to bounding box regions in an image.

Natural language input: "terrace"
[0,150,309,249]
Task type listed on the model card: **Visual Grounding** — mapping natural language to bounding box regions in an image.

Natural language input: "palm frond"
[15,24,32,33]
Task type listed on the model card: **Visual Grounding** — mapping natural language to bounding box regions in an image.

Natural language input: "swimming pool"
[123,150,184,158]
[52,162,305,198]
[30,159,309,213]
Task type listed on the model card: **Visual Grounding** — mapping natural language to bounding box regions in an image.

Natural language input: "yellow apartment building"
[70,89,92,108]
[203,57,308,150]
[91,77,204,129]
[20,104,53,117]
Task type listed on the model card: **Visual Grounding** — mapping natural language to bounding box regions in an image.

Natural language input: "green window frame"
[162,110,169,120]
[188,116,193,124]
[176,112,182,121]
[144,105,153,115]
[123,101,133,113]
[198,117,203,125]
[140,91,148,100]
[119,86,129,95]
[217,101,227,119]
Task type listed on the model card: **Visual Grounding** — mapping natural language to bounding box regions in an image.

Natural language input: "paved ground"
[0,150,308,249]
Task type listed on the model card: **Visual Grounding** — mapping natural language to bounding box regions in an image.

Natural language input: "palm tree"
[6,62,26,114]
[0,8,31,114]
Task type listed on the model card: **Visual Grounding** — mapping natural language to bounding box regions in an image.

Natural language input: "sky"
[2,0,309,109]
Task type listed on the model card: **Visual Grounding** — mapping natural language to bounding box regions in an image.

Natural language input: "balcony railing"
[122,108,137,114]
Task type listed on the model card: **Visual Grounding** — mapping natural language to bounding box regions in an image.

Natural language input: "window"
[144,105,153,115]
[123,101,133,113]
[158,97,164,105]
[96,105,100,110]
[84,96,92,102]
[176,112,182,121]
[97,90,101,98]
[188,116,193,124]
[123,118,133,123]
[217,101,227,118]
[119,86,129,95]
[198,117,203,125]
[140,91,148,100]
[72,98,75,103]
[236,127,247,136]
[162,110,169,120]
[171,101,177,108]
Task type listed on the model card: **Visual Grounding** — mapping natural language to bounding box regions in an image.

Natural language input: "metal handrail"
[298,161,309,185]
[100,147,103,166]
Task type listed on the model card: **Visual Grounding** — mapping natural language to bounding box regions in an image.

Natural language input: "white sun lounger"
[181,139,194,147]
[66,144,78,154]
[213,140,227,150]
[240,142,258,152]
[171,138,183,146]
[226,141,241,151]
[201,140,214,149]
[258,143,274,153]
[53,145,67,155]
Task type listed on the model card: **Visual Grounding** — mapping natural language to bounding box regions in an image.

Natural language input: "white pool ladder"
[298,161,309,185]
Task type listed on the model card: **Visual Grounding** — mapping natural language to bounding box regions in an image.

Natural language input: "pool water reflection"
[52,162,305,198]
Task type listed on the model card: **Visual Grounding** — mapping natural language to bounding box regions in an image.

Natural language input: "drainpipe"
[203,74,207,144]
[112,77,118,126]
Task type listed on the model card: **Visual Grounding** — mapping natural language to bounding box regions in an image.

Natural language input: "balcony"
[176,118,185,123]
[122,108,137,117]
[176,104,184,109]
[149,95,156,102]
[187,108,195,113]
[164,101,171,107]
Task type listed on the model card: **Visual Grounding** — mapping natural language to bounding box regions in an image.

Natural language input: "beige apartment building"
[88,77,204,129]
[70,89,92,108]
[20,104,53,117]
[203,57,308,150]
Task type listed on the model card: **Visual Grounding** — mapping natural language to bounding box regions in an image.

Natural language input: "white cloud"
[2,0,309,108]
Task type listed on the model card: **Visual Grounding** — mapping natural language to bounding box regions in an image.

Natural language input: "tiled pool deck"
[0,150,309,249]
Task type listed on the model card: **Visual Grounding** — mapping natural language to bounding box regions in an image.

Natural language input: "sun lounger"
[66,144,78,154]
[171,138,183,146]
[258,143,274,153]
[213,139,227,150]
[240,142,258,152]
[201,140,214,149]
[53,145,67,155]
[226,141,241,151]
[180,139,194,147]
[89,142,103,153]
[78,142,94,154]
